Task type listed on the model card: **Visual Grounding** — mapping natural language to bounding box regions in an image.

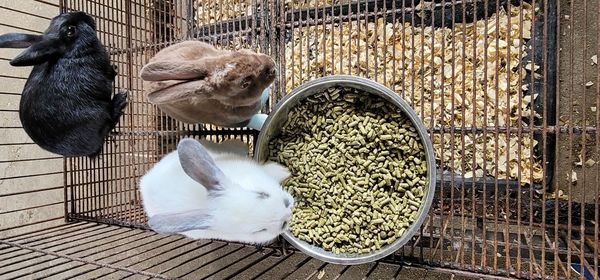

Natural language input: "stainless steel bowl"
[254,75,436,265]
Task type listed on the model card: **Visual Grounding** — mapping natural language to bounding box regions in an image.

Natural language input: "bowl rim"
[254,75,437,265]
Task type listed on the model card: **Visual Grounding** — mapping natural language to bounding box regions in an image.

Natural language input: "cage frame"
[0,0,596,279]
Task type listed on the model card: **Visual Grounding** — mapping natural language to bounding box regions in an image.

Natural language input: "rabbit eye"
[241,77,252,89]
[253,228,268,234]
[255,191,269,199]
[66,25,76,37]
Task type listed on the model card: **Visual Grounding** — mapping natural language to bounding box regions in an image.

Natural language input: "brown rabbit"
[140,41,276,126]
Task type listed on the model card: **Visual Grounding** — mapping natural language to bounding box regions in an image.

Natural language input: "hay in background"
[284,4,543,183]
[194,0,355,24]
[195,0,254,24]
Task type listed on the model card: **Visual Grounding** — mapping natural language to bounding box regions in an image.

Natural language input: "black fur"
[0,12,127,157]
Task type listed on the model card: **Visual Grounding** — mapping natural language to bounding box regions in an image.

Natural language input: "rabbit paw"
[260,88,270,107]
[112,90,128,118]
[255,244,264,252]
[247,114,268,131]
[107,131,119,143]
[106,90,128,132]
[112,64,119,76]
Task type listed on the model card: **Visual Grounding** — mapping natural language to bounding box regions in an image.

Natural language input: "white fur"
[140,139,294,245]
[211,63,236,84]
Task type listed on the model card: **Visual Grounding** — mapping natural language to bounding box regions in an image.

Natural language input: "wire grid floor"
[0,222,487,280]
[66,202,595,280]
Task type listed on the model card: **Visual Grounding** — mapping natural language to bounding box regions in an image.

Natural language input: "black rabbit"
[0,12,127,157]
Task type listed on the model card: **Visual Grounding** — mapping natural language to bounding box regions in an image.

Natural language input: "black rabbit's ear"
[10,37,64,66]
[0,33,42,48]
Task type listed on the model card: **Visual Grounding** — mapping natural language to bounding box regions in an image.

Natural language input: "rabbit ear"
[262,162,291,183]
[148,209,213,234]
[0,33,42,48]
[140,61,210,81]
[178,138,226,191]
[146,79,210,105]
[10,37,64,66]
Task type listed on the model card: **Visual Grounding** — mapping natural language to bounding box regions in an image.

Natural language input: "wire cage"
[0,0,598,279]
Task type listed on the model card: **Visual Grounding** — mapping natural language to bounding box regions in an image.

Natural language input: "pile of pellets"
[268,86,428,254]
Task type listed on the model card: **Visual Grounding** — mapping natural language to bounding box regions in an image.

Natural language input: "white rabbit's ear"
[178,138,226,191]
[262,162,291,183]
[148,209,212,234]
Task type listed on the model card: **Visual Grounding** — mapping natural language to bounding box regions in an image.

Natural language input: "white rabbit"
[139,138,294,245]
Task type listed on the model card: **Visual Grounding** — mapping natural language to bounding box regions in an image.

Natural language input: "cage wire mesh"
[0,0,598,279]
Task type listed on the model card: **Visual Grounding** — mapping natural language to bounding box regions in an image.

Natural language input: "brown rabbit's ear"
[140,61,210,81]
[146,79,210,105]
[148,210,212,234]
[178,138,226,192]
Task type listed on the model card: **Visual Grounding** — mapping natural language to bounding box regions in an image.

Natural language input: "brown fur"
[140,41,276,126]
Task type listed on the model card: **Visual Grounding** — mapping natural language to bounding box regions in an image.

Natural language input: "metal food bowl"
[254,75,436,265]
